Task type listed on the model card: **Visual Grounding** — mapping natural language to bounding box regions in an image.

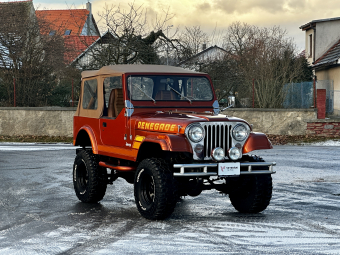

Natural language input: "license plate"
[218,162,240,176]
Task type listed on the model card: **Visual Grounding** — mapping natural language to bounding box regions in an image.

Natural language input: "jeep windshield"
[127,75,213,102]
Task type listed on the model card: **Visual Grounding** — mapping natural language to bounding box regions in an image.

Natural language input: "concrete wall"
[0,107,318,137]
[0,107,76,137]
[223,108,317,135]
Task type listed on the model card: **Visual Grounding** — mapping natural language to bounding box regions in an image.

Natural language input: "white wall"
[315,20,340,60]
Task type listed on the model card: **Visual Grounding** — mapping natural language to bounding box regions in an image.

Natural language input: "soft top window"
[104,76,122,108]
[82,79,98,110]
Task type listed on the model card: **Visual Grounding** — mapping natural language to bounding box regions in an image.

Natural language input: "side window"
[104,76,122,108]
[82,79,98,110]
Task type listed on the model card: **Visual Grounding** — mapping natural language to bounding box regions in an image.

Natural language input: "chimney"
[202,44,207,51]
[86,1,92,35]
[86,1,92,14]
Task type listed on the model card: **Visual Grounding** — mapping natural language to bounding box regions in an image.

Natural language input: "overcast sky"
[24,0,340,52]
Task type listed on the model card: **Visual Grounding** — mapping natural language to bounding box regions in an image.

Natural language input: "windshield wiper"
[169,86,192,104]
[132,84,156,103]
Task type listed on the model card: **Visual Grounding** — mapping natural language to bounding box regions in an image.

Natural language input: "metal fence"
[220,81,316,109]
[283,82,314,109]
[223,80,334,111]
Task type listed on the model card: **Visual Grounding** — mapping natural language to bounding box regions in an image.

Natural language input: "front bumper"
[173,162,276,177]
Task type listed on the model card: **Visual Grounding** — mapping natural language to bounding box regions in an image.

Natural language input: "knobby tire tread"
[73,149,107,203]
[135,158,178,220]
[229,155,272,213]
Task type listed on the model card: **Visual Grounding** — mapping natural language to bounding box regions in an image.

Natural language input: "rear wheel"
[73,149,107,203]
[134,158,178,220]
[229,155,272,213]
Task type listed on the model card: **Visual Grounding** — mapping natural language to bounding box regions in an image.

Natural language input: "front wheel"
[134,158,178,220]
[73,149,107,203]
[229,155,272,213]
[229,174,272,213]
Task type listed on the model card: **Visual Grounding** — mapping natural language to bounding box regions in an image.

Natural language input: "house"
[70,31,117,69]
[300,18,340,116]
[35,1,100,65]
[177,45,227,70]
[0,0,108,70]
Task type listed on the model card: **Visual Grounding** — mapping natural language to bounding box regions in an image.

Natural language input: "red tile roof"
[64,35,99,63]
[36,9,101,64]
[36,9,89,36]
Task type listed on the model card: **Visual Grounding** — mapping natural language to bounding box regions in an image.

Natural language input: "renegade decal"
[138,121,176,132]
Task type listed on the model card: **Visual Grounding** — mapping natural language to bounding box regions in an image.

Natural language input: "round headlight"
[188,125,204,143]
[232,124,249,141]
[228,147,241,160]
[211,147,225,161]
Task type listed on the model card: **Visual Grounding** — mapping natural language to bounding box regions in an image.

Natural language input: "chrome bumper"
[173,162,276,177]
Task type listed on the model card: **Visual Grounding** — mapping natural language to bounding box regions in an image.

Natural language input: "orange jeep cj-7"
[73,65,276,220]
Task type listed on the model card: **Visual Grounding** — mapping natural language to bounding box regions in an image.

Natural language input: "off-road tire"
[229,155,272,213]
[73,149,107,203]
[134,158,178,220]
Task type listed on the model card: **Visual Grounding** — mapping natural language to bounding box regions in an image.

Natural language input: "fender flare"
[243,132,273,154]
[75,126,99,154]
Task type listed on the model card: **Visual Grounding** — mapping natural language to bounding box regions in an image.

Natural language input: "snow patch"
[293,140,340,146]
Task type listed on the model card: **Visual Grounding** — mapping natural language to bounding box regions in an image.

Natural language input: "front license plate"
[218,162,240,176]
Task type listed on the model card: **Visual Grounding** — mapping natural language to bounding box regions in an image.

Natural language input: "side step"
[99,161,136,171]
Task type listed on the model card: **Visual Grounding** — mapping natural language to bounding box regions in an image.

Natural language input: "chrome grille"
[202,123,231,160]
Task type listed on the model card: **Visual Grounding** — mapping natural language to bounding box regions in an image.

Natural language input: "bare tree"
[178,26,209,59]
[199,57,242,102]
[223,22,310,108]
[223,22,257,56]
[0,1,67,106]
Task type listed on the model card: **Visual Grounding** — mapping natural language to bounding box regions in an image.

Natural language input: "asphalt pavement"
[0,143,340,254]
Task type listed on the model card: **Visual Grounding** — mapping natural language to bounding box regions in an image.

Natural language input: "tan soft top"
[81,64,204,79]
